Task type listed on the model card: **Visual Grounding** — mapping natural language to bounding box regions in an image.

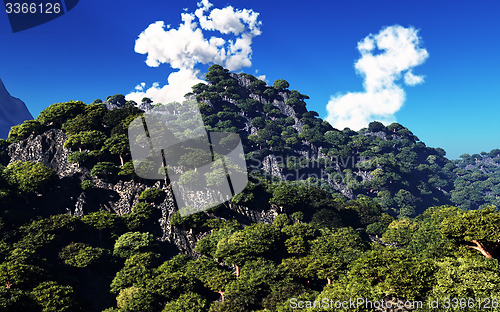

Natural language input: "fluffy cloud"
[195,0,261,36]
[126,68,203,105]
[126,0,261,104]
[326,25,429,130]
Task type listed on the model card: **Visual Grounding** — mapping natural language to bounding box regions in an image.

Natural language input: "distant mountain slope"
[450,150,500,209]
[0,79,33,138]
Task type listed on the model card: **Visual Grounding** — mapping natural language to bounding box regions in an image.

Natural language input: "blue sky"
[0,0,499,159]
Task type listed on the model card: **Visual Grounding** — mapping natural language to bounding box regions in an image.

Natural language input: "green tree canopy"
[5,160,56,194]
[113,232,155,259]
[58,242,107,268]
[30,281,77,312]
[441,206,500,258]
[36,101,86,127]
[272,79,290,91]
[215,223,281,276]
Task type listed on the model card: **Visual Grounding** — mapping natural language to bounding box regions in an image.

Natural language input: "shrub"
[6,160,56,193]
[90,162,117,178]
[36,101,85,127]
[7,120,42,143]
[67,151,89,165]
[80,180,94,191]
[138,188,166,204]
[272,79,290,91]
[113,232,154,258]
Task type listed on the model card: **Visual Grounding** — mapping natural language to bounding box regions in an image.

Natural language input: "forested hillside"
[450,151,500,210]
[0,65,499,311]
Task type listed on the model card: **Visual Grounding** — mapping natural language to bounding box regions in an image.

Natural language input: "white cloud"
[135,82,146,91]
[127,0,262,105]
[326,25,428,130]
[404,71,425,85]
[127,69,203,105]
[195,0,261,36]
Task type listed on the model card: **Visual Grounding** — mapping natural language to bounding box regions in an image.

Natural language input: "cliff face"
[6,126,280,256]
[8,129,79,178]
[0,79,34,138]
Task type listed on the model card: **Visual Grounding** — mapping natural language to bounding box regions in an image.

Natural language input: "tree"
[81,210,124,239]
[102,134,130,166]
[395,189,419,218]
[205,64,229,85]
[14,214,81,253]
[67,151,89,166]
[263,88,277,101]
[351,247,435,300]
[368,121,386,133]
[441,206,500,258]
[272,79,290,91]
[58,242,107,268]
[223,258,289,312]
[107,94,126,106]
[204,269,234,303]
[7,120,42,143]
[269,183,308,211]
[110,252,158,293]
[308,227,366,283]
[80,179,94,191]
[116,286,158,312]
[311,209,342,229]
[30,281,77,312]
[139,188,166,204]
[113,232,154,258]
[123,202,159,231]
[5,160,56,194]
[61,112,103,135]
[163,292,209,312]
[381,218,419,246]
[313,276,374,312]
[102,104,141,130]
[36,101,86,127]
[0,286,33,311]
[215,223,281,276]
[0,261,46,289]
[365,215,391,237]
[324,130,346,146]
[118,161,136,179]
[429,257,500,300]
[194,221,241,258]
[237,99,260,116]
[64,130,107,151]
[90,162,117,178]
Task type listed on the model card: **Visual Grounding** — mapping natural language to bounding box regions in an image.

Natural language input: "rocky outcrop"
[262,154,284,180]
[91,179,150,215]
[6,128,273,256]
[8,128,83,178]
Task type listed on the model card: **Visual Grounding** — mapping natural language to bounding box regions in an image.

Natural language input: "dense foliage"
[0,65,498,311]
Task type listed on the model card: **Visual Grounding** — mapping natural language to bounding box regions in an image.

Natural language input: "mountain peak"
[0,78,33,138]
